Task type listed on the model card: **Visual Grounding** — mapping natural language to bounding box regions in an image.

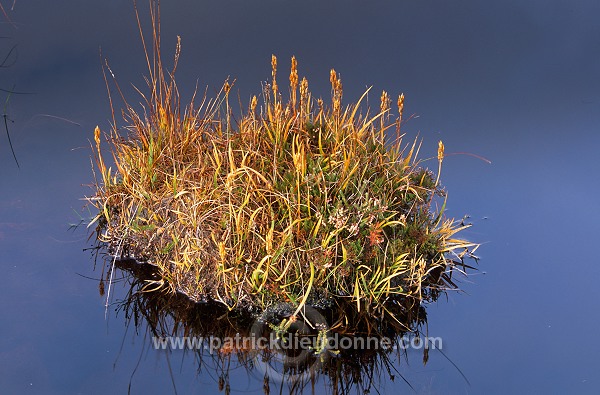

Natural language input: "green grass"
[88,4,477,332]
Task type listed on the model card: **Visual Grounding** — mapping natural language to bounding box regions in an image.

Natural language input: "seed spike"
[289,56,298,110]
[396,93,405,141]
[271,55,278,99]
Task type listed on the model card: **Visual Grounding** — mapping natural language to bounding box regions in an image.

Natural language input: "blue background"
[1,1,599,393]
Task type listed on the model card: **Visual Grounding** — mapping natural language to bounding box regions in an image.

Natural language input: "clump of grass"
[88,5,477,329]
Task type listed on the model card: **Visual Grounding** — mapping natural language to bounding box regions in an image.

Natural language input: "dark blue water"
[2,1,599,393]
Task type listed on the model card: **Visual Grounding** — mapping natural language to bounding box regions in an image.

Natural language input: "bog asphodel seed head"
[289,56,298,88]
[271,55,278,96]
[398,93,405,116]
[94,125,101,146]
[380,90,390,113]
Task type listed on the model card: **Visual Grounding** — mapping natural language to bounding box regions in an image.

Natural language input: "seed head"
[289,56,298,89]
[397,93,405,118]
[380,90,390,113]
[271,55,278,97]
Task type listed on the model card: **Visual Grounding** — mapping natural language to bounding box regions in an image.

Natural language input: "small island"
[88,20,477,336]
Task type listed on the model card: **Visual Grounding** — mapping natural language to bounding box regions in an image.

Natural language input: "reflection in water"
[108,258,449,394]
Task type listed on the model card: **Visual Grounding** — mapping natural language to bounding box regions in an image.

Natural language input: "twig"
[3,87,19,168]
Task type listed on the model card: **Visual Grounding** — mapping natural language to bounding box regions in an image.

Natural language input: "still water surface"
[1,1,599,394]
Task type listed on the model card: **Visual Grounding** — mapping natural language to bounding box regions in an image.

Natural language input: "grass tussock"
[88,6,477,327]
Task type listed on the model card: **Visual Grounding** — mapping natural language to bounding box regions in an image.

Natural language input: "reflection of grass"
[89,3,477,327]
[1,1,20,168]
[116,262,426,395]
[2,90,19,168]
